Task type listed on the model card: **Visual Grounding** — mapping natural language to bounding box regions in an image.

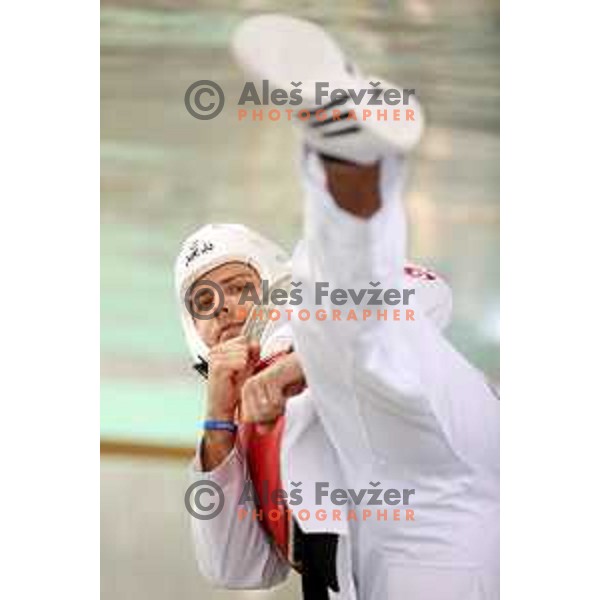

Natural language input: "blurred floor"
[101,455,301,599]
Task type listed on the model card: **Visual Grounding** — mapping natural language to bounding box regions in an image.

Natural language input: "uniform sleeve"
[290,149,499,474]
[189,441,290,589]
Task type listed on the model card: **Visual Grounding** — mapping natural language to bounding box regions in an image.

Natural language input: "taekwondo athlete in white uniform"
[176,14,499,600]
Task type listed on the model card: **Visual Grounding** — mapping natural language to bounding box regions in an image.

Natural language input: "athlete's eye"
[195,290,214,310]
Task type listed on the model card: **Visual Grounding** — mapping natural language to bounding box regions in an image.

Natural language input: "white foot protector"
[231,14,424,163]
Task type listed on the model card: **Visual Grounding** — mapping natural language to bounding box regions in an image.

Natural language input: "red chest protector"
[243,351,293,560]
[246,416,290,559]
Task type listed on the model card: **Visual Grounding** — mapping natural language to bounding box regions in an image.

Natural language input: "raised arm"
[189,335,290,588]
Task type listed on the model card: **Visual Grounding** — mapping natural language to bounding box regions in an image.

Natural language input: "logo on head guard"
[185,240,215,267]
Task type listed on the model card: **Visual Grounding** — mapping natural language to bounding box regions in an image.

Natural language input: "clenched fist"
[240,352,307,434]
[207,336,261,420]
[200,336,260,471]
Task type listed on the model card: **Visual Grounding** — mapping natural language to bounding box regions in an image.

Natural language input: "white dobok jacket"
[189,150,499,600]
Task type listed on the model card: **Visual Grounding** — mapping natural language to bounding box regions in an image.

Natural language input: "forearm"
[200,350,248,470]
[199,430,236,471]
[200,388,236,471]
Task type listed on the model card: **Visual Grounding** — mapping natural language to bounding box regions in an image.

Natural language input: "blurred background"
[101,0,499,598]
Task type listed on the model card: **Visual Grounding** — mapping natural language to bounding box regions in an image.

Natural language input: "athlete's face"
[190,261,260,348]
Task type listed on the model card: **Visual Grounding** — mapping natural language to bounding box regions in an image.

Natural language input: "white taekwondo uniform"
[189,150,499,600]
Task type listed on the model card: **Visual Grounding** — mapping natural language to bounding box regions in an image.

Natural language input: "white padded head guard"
[175,223,290,376]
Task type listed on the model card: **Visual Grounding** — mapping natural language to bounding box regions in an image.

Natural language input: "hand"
[207,336,261,420]
[200,336,260,471]
[240,352,307,434]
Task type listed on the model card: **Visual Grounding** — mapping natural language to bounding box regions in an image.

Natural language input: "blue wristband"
[200,419,238,433]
